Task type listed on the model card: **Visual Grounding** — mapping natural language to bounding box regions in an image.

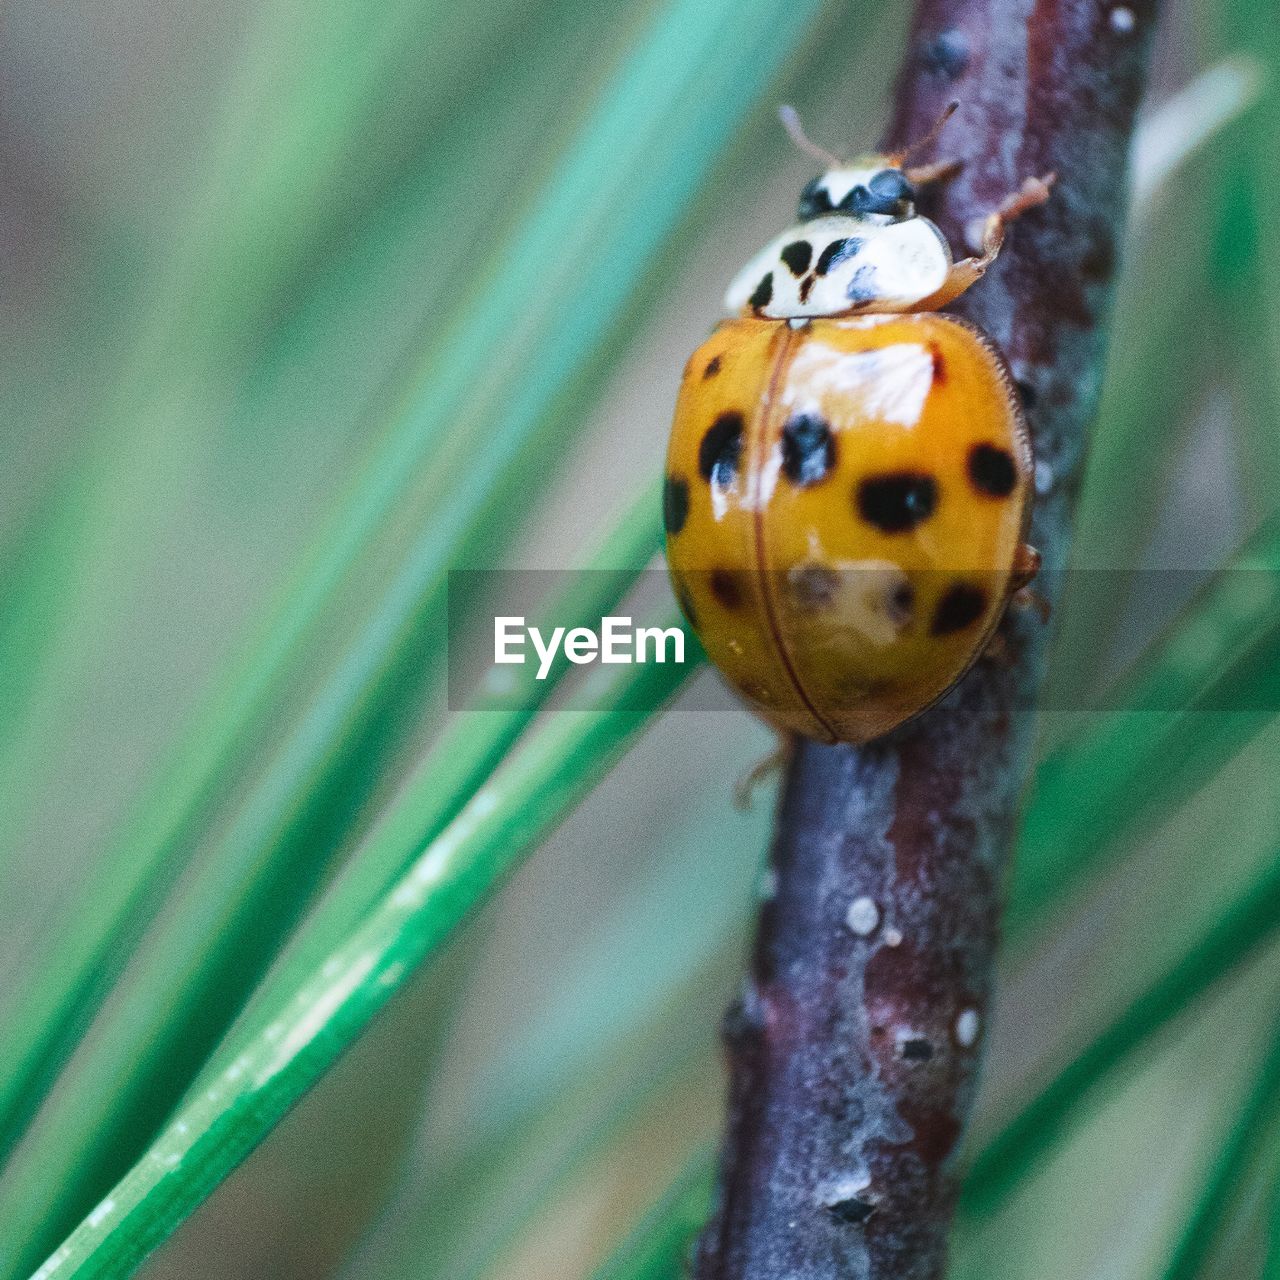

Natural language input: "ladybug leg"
[986,546,1050,664]
[903,157,963,187]
[982,628,1012,665]
[733,730,796,811]
[913,173,1056,309]
[975,172,1057,258]
[915,256,990,309]
[1013,585,1053,624]
[1011,541,1041,591]
[1010,544,1052,622]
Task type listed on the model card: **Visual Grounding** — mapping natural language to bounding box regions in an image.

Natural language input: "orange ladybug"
[664,108,1050,744]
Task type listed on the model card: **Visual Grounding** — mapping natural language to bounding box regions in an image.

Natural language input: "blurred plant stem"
[594,1155,717,1280]
[1157,1013,1280,1280]
[189,490,661,1095]
[28,617,695,1280]
[964,851,1280,1214]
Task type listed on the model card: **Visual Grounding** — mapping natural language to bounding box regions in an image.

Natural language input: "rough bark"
[694,2,1159,1277]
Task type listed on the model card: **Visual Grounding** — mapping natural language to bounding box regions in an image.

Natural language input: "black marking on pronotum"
[856,472,939,533]
[703,354,722,380]
[815,237,861,276]
[967,443,1017,497]
[798,177,835,220]
[868,169,915,206]
[710,568,743,609]
[780,241,813,276]
[780,413,835,487]
[699,411,745,488]
[825,1195,877,1226]
[846,264,879,306]
[899,1037,934,1061]
[663,475,689,535]
[930,582,988,635]
[839,185,873,214]
[749,272,774,311]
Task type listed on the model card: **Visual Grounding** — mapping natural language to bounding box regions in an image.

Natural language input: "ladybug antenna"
[888,100,959,166]
[778,105,842,168]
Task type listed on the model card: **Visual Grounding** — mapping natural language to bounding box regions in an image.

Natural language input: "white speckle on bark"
[1110,5,1136,33]
[956,1008,981,1048]
[816,1173,871,1208]
[846,896,881,936]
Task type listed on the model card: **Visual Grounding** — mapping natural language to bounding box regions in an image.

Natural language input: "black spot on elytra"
[780,240,813,276]
[748,272,774,311]
[930,344,947,384]
[839,185,874,214]
[856,472,939,533]
[699,412,745,488]
[931,582,988,635]
[826,1196,877,1226]
[781,414,835,487]
[710,568,743,609]
[662,475,689,534]
[920,28,969,79]
[787,562,838,610]
[968,443,1017,497]
[703,354,722,380]
[887,579,915,627]
[816,237,861,276]
[900,1037,934,1061]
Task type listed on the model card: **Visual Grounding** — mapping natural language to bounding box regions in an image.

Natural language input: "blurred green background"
[1,0,1279,1276]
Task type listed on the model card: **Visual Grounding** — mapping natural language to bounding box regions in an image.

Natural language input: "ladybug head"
[779,102,956,226]
[797,163,917,222]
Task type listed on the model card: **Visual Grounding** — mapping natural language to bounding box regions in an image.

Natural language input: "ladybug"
[664,106,1051,744]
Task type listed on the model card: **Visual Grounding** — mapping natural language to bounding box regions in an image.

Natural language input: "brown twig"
[694,2,1159,1277]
